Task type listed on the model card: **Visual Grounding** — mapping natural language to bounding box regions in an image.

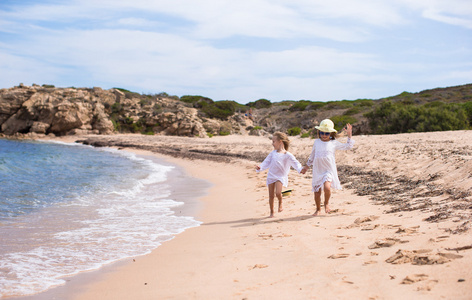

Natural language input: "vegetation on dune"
[106,84,472,136]
[247,99,272,109]
[330,115,358,132]
[287,127,302,136]
[365,101,471,134]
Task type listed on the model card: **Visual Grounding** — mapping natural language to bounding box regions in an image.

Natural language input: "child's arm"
[256,151,273,172]
[301,141,316,174]
[288,153,303,173]
[335,123,355,150]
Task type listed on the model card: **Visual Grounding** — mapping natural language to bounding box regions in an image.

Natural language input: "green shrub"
[325,100,354,110]
[289,101,312,112]
[424,101,444,108]
[330,116,357,131]
[247,99,272,108]
[276,101,296,107]
[156,92,170,98]
[111,103,122,114]
[289,101,326,111]
[202,100,241,120]
[306,102,327,110]
[352,99,374,107]
[287,127,301,136]
[365,101,469,134]
[301,133,310,138]
[139,98,152,107]
[113,87,132,93]
[344,107,361,115]
[112,119,120,131]
[463,101,472,123]
[180,95,213,104]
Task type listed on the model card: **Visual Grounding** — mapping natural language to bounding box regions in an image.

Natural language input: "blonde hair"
[273,131,290,151]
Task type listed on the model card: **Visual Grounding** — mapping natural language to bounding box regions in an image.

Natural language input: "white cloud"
[397,0,472,28]
[0,0,470,102]
[115,18,162,28]
[422,8,472,29]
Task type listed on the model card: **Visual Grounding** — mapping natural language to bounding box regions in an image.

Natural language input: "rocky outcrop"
[0,85,247,138]
[0,86,116,136]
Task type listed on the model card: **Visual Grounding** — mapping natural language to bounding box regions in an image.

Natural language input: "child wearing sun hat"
[301,119,355,216]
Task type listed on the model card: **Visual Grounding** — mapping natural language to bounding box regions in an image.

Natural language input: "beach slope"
[47,131,472,299]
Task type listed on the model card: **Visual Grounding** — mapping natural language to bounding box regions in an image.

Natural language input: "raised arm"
[335,123,355,151]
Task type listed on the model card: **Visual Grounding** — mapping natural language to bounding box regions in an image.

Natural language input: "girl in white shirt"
[256,132,303,217]
[301,119,354,216]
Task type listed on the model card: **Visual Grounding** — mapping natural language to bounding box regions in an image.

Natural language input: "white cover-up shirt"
[306,138,354,192]
[257,150,303,187]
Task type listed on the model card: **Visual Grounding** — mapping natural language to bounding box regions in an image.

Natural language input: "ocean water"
[0,139,208,298]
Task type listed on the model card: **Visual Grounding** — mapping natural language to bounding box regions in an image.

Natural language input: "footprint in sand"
[328,253,350,259]
[355,215,379,224]
[251,264,268,270]
[361,224,379,231]
[368,238,409,249]
[431,235,450,242]
[395,226,420,235]
[401,274,438,291]
[401,274,429,284]
[386,249,463,265]
[346,215,379,228]
[258,233,292,240]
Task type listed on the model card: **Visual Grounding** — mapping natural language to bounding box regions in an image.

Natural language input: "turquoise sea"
[0,139,208,298]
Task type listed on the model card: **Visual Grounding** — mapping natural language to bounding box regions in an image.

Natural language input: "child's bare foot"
[325,205,331,214]
[312,210,321,216]
[278,203,283,212]
[269,212,275,218]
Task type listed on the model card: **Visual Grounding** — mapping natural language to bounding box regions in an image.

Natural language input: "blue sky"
[0,0,471,104]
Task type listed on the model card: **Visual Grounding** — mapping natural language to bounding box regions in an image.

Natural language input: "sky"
[0,0,471,104]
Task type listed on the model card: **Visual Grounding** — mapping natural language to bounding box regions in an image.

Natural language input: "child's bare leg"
[275,181,283,212]
[268,183,275,217]
[313,190,322,216]
[323,181,332,213]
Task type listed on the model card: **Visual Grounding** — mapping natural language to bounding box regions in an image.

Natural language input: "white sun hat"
[315,119,337,133]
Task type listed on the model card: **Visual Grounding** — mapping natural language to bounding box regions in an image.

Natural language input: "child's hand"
[344,123,353,138]
[301,166,308,174]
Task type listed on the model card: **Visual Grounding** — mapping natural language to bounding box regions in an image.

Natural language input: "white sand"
[31,131,472,299]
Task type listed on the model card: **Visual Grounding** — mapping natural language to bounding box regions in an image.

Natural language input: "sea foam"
[0,139,204,297]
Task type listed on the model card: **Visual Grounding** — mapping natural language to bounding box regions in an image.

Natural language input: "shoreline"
[8,143,210,300]
[6,132,472,299]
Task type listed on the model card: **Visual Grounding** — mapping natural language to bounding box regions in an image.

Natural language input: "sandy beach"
[23,131,472,299]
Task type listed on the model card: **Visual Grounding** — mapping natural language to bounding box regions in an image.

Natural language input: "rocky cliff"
[0,84,254,138]
[1,83,471,138]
